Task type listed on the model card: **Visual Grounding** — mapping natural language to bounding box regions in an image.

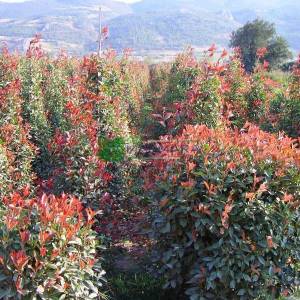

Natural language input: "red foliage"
[10,250,29,272]
[101,26,109,40]
[256,47,268,59]
[26,34,44,59]
[145,123,300,189]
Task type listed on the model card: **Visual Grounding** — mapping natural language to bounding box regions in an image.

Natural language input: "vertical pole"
[98,6,102,57]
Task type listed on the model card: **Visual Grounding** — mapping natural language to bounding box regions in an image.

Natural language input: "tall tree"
[230,19,292,72]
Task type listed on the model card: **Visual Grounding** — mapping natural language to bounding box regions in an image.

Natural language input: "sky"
[0,0,27,2]
[0,0,140,2]
[116,0,140,2]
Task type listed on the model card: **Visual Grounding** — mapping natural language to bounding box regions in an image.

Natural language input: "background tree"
[230,19,292,72]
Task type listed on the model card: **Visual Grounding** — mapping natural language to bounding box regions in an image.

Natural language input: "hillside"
[0,0,132,19]
[107,11,238,51]
[0,0,132,54]
[0,0,299,56]
[132,0,297,13]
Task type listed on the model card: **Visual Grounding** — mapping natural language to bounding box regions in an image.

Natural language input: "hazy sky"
[117,0,140,2]
[0,0,140,2]
[0,0,27,2]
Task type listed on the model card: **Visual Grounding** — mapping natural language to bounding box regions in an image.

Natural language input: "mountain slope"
[107,11,238,51]
[132,0,226,13]
[131,0,300,52]
[132,0,294,14]
[0,0,132,55]
[0,0,238,56]
[0,0,299,57]
[0,0,132,19]
[230,3,300,50]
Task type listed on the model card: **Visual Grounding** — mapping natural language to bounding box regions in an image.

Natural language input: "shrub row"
[148,47,300,139]
[0,39,149,299]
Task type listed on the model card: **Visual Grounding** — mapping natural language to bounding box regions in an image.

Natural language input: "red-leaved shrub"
[0,189,106,299]
[146,123,300,299]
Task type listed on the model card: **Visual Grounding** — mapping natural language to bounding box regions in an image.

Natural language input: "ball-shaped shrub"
[147,124,300,299]
[0,190,106,299]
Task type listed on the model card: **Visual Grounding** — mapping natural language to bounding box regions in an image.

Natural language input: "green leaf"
[98,136,125,162]
[0,274,8,282]
[160,223,171,233]
[258,256,265,265]
[179,218,187,227]
[230,279,236,289]
[237,289,246,296]
[242,274,251,282]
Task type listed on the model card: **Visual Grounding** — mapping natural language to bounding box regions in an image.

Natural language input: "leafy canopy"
[230,19,292,72]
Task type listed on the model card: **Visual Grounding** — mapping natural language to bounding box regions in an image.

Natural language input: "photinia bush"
[222,49,250,128]
[149,46,298,140]
[146,124,300,299]
[149,47,226,136]
[278,55,300,138]
[7,39,147,212]
[164,48,199,106]
[0,189,106,299]
[0,47,36,198]
[76,53,146,210]
[19,43,72,179]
